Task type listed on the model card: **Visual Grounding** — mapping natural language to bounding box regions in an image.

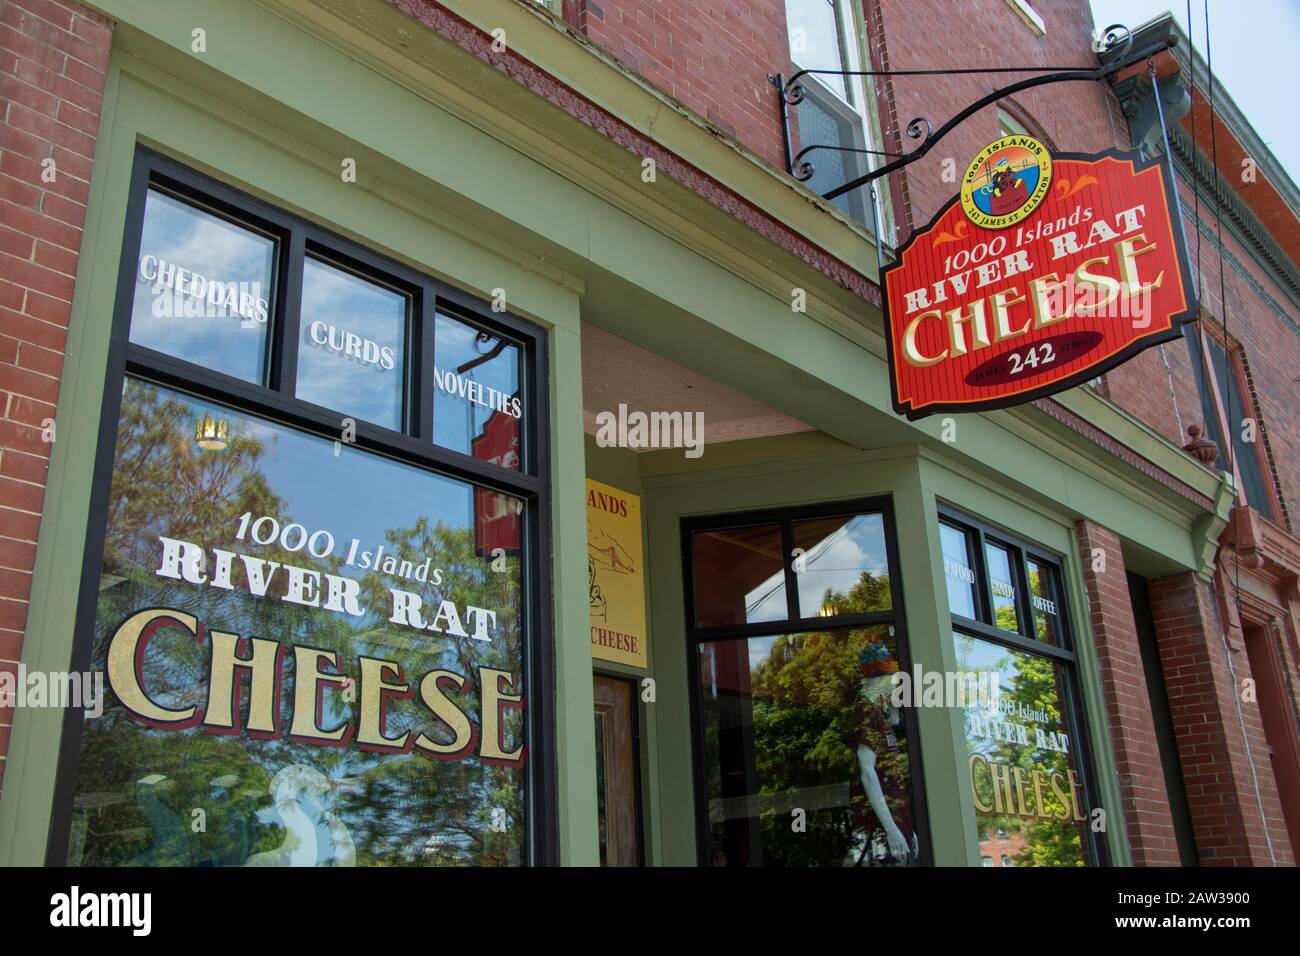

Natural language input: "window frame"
[680,496,933,867]
[1194,325,1281,521]
[938,505,1109,866]
[46,145,558,866]
[795,80,871,224]
[785,0,887,229]
[291,240,421,434]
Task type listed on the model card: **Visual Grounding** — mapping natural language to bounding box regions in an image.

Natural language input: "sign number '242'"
[882,136,1197,419]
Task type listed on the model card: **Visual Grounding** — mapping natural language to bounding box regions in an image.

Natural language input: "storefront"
[47,148,551,865]
[584,423,1140,866]
[0,0,1235,867]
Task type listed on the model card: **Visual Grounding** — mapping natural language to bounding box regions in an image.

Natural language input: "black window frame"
[292,241,421,434]
[1199,333,1277,518]
[938,505,1109,866]
[46,145,558,866]
[680,496,932,867]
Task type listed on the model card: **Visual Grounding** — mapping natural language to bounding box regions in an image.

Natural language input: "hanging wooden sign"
[882,136,1197,419]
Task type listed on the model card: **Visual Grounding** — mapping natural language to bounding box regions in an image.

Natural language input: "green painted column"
[548,324,599,866]
[891,476,981,866]
[0,63,135,866]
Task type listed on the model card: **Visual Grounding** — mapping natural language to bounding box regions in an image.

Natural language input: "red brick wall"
[873,0,1129,239]
[0,0,113,793]
[1075,519,1181,865]
[566,1,1134,242]
[1102,178,1300,532]
[571,0,791,169]
[561,0,1300,525]
[1147,570,1295,865]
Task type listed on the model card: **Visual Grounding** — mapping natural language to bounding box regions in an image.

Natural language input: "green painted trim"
[891,481,982,865]
[1061,531,1133,866]
[82,0,1231,552]
[1194,474,1238,582]
[550,327,600,866]
[583,434,643,493]
[330,0,891,281]
[93,0,1231,534]
[583,435,662,862]
[632,441,1152,867]
[1,0,1229,869]
[1050,387,1224,505]
[914,426,1204,575]
[0,62,132,867]
[0,40,597,865]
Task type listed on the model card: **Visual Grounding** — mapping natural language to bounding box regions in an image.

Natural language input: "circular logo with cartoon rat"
[959,135,1053,229]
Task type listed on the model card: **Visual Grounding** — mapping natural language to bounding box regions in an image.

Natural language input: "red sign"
[882,143,1197,419]
[472,405,521,556]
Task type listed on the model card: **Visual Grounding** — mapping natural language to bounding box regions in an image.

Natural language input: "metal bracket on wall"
[769,24,1175,203]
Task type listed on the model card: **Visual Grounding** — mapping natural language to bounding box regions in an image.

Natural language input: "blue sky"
[1089,0,1300,184]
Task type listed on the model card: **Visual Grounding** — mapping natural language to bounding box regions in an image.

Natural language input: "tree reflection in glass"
[698,567,919,867]
[71,378,526,866]
[953,634,1089,866]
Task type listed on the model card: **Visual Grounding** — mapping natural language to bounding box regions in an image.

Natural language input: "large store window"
[50,148,551,866]
[939,508,1104,866]
[684,500,927,867]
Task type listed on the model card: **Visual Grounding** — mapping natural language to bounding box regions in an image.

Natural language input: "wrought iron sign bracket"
[769,24,1175,201]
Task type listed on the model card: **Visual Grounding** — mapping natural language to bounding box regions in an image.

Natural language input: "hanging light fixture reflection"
[195,412,229,450]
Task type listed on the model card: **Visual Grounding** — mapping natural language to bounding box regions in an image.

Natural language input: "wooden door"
[593,674,642,866]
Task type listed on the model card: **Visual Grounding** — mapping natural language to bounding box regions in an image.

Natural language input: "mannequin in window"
[851,638,916,864]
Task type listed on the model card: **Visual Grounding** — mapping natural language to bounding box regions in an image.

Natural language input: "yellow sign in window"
[586,479,648,669]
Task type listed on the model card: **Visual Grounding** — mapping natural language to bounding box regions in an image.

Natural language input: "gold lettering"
[1072,255,1122,315]
[289,647,351,743]
[1116,233,1164,295]
[989,760,1015,815]
[356,657,410,750]
[415,670,476,758]
[106,608,200,726]
[1049,770,1073,820]
[969,754,995,814]
[902,309,948,366]
[203,630,280,734]
[1012,765,1031,817]
[479,667,524,765]
[1032,770,1050,821]
[991,287,1029,342]
[1029,273,1069,328]
[1068,768,1087,822]
[944,299,991,357]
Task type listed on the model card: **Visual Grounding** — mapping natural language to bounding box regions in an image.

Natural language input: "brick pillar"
[1147,570,1295,866]
[1075,520,1182,865]
[0,0,114,794]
